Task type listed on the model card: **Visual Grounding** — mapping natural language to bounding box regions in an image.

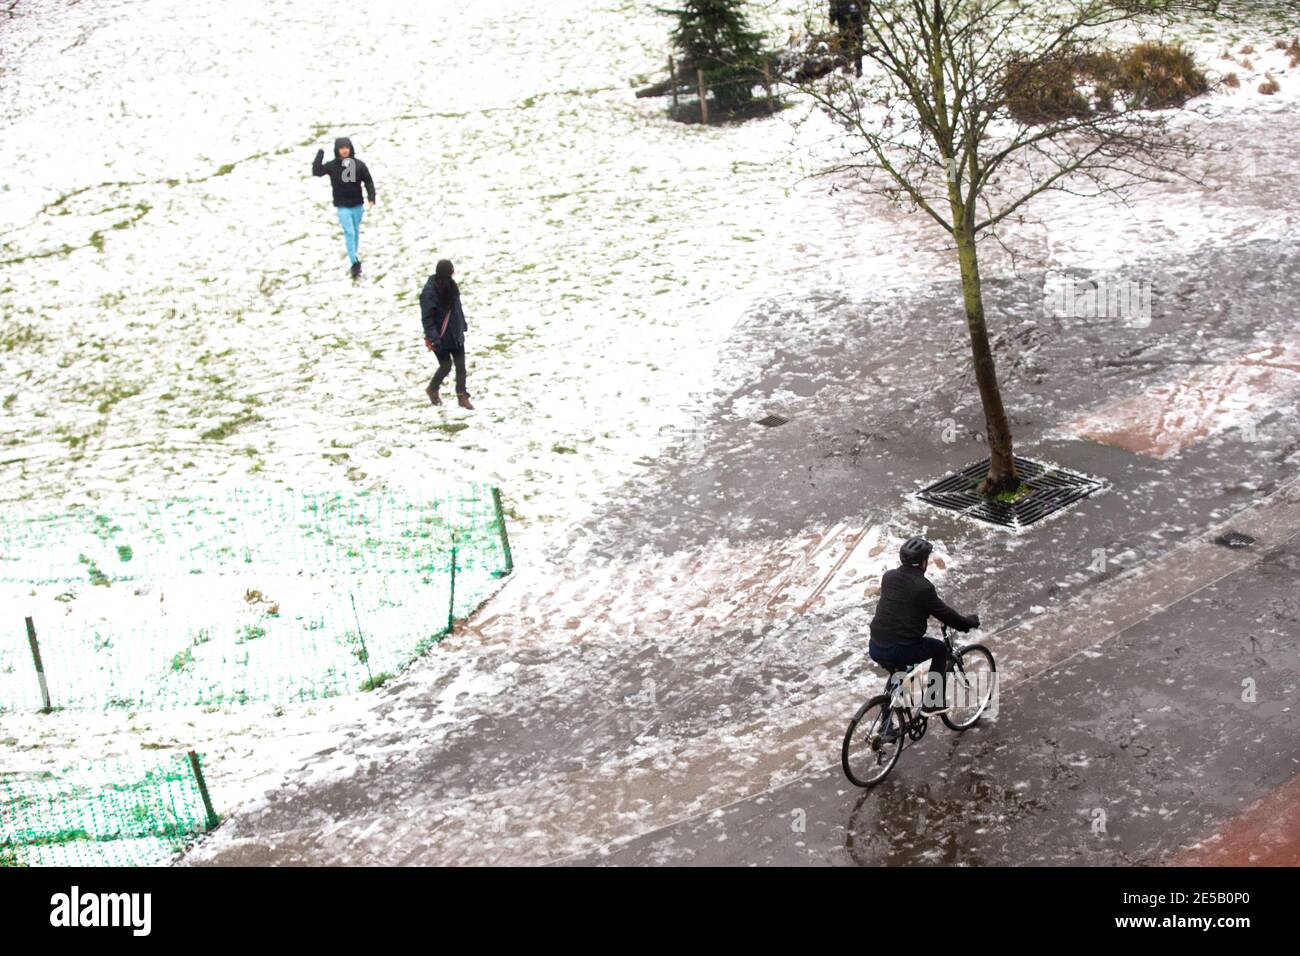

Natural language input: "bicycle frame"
[883,625,970,715]
[845,623,995,786]
[886,660,929,714]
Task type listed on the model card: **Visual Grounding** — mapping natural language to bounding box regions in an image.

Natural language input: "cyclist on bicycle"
[868,536,979,715]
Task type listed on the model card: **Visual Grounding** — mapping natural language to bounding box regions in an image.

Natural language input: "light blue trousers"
[336,204,365,263]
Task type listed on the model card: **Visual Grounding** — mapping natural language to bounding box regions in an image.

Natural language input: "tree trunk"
[953,226,1019,496]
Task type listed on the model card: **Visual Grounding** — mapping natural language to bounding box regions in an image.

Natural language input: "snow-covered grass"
[0,0,860,837]
[0,0,846,553]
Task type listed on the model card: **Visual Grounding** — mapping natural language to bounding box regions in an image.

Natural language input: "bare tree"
[792,0,1227,495]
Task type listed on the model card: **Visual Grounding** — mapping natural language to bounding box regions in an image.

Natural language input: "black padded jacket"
[868,565,976,649]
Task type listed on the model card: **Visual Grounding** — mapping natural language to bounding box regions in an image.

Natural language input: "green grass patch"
[78,554,111,587]
[96,383,143,414]
[991,483,1033,504]
[236,624,266,643]
[200,412,262,441]
[1,324,42,352]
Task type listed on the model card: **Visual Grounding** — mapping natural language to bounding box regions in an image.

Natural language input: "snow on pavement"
[1062,338,1300,458]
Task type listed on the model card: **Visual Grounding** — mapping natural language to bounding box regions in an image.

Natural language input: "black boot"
[350,260,362,279]
[878,718,901,744]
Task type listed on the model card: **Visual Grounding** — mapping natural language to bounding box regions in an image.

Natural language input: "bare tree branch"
[778,0,1232,493]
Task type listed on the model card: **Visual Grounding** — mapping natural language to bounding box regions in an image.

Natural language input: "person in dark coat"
[420,259,473,409]
[868,537,979,716]
[829,0,866,77]
[312,136,376,279]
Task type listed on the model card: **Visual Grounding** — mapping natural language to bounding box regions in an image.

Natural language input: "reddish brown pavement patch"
[1170,772,1300,866]
[1063,340,1300,458]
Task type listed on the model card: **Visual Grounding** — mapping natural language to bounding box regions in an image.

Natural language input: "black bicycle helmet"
[899,536,933,566]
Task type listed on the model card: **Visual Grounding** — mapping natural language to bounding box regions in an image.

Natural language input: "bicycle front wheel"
[842,694,903,787]
[942,643,997,731]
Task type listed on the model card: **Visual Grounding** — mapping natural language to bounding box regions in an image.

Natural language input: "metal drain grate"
[916,456,1104,529]
[1213,530,1256,549]
[755,414,789,428]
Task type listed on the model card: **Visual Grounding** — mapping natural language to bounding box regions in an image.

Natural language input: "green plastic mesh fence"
[0,486,512,711]
[0,753,217,867]
[0,486,510,583]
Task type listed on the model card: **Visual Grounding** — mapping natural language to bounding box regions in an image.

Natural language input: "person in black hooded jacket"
[830,0,867,77]
[869,536,979,717]
[420,259,474,409]
[312,136,376,278]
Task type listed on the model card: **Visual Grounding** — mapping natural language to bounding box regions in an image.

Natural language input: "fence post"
[187,751,220,831]
[349,591,375,689]
[25,617,51,712]
[447,543,457,634]
[697,67,709,124]
[491,486,514,577]
[669,56,678,113]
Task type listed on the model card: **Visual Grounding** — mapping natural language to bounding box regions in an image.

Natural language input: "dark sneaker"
[350,260,362,279]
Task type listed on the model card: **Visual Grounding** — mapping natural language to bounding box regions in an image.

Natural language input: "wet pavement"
[570,537,1300,865]
[580,239,1300,637]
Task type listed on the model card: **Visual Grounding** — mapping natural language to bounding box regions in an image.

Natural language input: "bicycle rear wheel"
[941,643,997,731]
[841,694,904,787]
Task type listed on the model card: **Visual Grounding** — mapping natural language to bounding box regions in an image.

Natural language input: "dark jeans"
[830,5,865,76]
[431,347,468,396]
[869,637,950,708]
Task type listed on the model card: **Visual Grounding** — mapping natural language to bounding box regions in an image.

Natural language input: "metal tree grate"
[755,414,790,428]
[1214,530,1255,549]
[916,456,1104,529]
